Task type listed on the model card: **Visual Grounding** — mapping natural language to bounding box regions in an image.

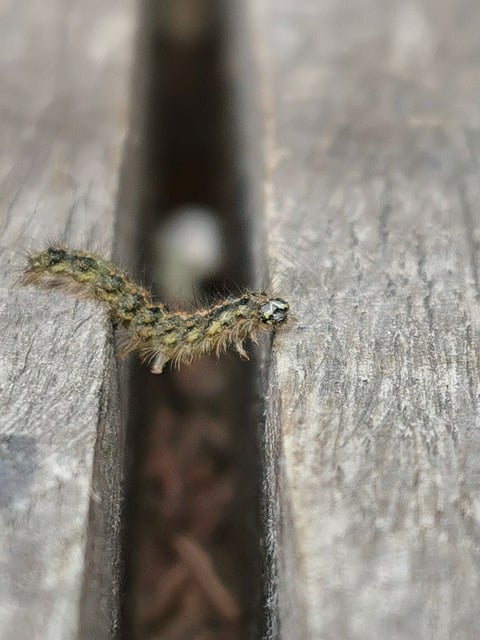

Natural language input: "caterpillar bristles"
[21,246,290,373]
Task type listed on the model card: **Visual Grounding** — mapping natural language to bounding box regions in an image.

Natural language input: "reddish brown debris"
[130,357,250,640]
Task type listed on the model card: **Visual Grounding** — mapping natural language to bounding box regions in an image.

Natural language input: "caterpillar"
[21,246,289,373]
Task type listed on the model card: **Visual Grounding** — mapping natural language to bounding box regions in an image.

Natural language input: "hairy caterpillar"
[21,246,289,373]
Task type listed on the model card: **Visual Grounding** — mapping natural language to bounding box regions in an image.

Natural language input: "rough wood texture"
[241,1,480,638]
[0,1,142,638]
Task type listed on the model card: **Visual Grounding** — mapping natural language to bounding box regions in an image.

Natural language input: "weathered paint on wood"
[0,1,142,638]
[241,0,480,638]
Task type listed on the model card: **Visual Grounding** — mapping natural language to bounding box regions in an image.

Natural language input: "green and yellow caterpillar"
[22,246,289,373]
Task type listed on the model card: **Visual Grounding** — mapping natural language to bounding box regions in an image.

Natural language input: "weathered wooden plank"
[0,1,143,638]
[239,0,480,638]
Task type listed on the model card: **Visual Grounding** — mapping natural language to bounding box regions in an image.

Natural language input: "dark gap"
[122,2,260,639]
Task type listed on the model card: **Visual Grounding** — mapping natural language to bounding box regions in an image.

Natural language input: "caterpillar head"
[259,297,289,326]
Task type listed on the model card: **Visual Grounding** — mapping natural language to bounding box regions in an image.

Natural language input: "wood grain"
[0,1,143,638]
[241,0,480,638]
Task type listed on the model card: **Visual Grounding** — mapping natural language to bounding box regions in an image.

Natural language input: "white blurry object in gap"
[154,206,225,303]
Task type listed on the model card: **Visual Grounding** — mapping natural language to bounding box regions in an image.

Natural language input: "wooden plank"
[0,1,143,638]
[239,0,480,638]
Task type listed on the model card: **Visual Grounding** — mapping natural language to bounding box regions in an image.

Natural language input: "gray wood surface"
[240,0,480,638]
[0,1,143,638]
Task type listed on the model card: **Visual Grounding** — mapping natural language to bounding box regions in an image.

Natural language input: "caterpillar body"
[22,246,289,373]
